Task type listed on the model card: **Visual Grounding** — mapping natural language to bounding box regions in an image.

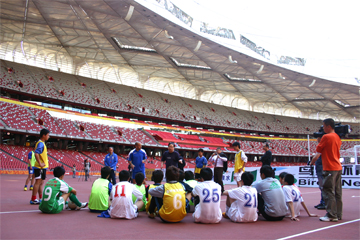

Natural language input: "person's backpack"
[219,152,228,172]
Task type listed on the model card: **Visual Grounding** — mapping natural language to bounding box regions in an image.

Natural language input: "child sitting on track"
[279,172,288,186]
[281,173,318,221]
[179,170,194,213]
[109,170,143,219]
[132,172,147,211]
[192,168,222,223]
[39,166,88,214]
[145,170,163,213]
[148,166,187,222]
[185,171,197,189]
[223,172,258,223]
[88,166,112,213]
[185,171,198,208]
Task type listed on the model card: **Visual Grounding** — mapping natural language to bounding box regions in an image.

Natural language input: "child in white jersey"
[281,173,318,221]
[223,172,258,223]
[109,170,144,219]
[192,168,222,223]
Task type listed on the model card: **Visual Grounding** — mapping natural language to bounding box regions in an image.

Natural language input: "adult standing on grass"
[30,129,50,205]
[104,147,118,184]
[310,118,342,222]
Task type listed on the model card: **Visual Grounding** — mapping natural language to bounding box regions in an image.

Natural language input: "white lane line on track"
[0,208,90,214]
[276,218,360,240]
[301,191,321,194]
[352,196,360,198]
[0,210,40,214]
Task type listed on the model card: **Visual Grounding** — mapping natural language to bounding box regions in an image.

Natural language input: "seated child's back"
[110,170,143,219]
[132,172,147,211]
[224,172,258,222]
[149,166,187,223]
[145,170,163,212]
[89,167,112,212]
[192,168,222,223]
[39,166,87,214]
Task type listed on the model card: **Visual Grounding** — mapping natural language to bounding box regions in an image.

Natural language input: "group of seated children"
[38,165,317,224]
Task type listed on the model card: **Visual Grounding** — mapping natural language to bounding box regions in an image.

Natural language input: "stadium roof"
[0,0,359,122]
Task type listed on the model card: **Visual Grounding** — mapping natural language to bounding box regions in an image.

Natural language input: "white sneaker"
[320,216,338,222]
[30,199,40,205]
[76,202,88,210]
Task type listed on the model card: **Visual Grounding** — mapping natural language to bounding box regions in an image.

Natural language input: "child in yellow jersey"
[232,142,248,187]
[145,170,164,213]
[148,166,187,222]
[31,129,50,205]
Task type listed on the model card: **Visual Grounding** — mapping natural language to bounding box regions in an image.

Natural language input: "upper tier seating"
[0,102,42,132]
[1,60,352,136]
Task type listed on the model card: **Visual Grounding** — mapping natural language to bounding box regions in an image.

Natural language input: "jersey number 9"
[44,187,52,201]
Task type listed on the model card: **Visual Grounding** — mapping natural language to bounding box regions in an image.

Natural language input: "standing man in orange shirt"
[310,118,342,222]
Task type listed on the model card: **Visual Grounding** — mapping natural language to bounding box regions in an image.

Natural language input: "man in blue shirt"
[128,142,147,183]
[195,148,207,180]
[104,147,118,184]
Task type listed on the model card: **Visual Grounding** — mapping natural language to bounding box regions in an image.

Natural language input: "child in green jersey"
[39,166,88,214]
[89,167,112,212]
[132,172,147,211]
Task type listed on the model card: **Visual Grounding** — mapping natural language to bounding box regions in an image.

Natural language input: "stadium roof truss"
[0,0,359,122]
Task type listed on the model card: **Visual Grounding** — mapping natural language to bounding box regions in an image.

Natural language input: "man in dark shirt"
[161,142,183,170]
[314,137,325,209]
[260,143,272,166]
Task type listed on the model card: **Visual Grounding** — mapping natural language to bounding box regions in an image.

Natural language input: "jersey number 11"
[114,185,126,197]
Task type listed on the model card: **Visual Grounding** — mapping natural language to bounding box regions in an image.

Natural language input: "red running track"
[0,174,359,239]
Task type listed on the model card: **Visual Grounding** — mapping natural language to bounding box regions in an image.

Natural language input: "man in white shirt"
[281,173,317,221]
[192,168,222,223]
[208,148,227,193]
[223,172,258,223]
[109,170,144,219]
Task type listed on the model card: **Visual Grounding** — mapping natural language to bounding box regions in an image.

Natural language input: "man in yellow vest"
[148,166,187,222]
[30,129,50,205]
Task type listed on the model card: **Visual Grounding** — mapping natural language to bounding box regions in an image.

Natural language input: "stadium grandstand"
[0,0,359,174]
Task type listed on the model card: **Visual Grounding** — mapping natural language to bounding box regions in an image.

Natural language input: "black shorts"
[34,169,47,180]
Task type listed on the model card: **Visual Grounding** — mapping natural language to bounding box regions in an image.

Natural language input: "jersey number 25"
[202,188,220,203]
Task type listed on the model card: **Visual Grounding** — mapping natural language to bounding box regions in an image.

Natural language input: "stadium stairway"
[47,154,72,170]
[141,129,160,145]
[0,148,28,166]
[79,152,106,167]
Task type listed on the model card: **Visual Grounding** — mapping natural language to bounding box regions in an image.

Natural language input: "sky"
[171,0,360,85]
